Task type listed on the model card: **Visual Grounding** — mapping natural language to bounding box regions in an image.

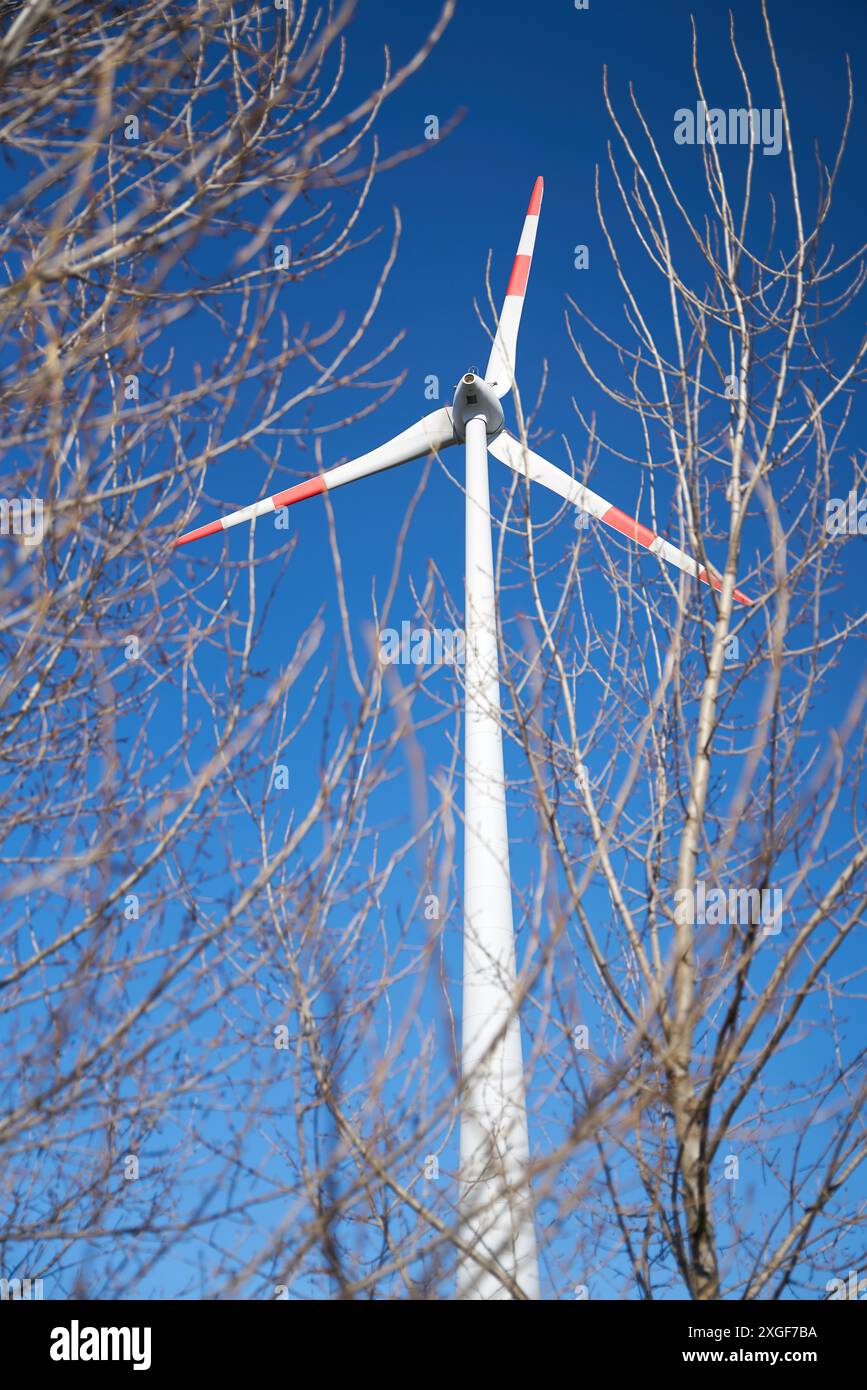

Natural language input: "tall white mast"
[457,411,539,1300]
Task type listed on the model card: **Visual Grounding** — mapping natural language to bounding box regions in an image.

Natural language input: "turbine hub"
[451,372,504,441]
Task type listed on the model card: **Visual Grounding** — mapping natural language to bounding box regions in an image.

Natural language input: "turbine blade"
[172,408,456,547]
[488,431,752,605]
[484,177,543,400]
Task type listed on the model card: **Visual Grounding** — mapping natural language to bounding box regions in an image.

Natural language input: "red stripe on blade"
[602,504,657,550]
[172,518,224,548]
[506,254,532,299]
[271,476,327,509]
[527,177,544,216]
[699,567,753,606]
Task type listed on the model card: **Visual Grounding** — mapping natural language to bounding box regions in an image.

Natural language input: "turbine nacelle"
[451,373,504,442]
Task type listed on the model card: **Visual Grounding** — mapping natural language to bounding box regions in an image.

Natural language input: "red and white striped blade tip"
[488,431,753,605]
[171,408,456,549]
[171,518,222,548]
[485,177,544,397]
[702,570,753,606]
[171,477,325,548]
[594,497,753,606]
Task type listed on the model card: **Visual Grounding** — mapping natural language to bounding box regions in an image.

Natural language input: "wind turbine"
[172,177,751,1300]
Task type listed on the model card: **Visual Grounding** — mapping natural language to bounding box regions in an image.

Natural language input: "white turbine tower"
[172,178,751,1300]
